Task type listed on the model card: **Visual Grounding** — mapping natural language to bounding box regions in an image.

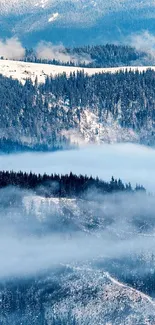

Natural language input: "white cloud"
[130,31,155,63]
[0,187,155,278]
[0,37,25,60]
[0,143,155,278]
[36,41,92,64]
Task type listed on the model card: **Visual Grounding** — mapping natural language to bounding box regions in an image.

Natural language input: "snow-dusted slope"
[0,0,154,16]
[0,59,155,84]
[0,0,155,47]
[0,59,155,148]
[2,191,155,324]
[4,193,155,324]
[45,266,155,325]
[2,263,155,324]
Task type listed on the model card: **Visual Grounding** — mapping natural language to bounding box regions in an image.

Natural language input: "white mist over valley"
[0,143,154,191]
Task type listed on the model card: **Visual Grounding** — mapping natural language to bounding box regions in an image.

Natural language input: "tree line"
[24,44,147,68]
[0,171,145,198]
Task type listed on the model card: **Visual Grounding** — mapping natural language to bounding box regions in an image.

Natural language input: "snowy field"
[0,59,155,84]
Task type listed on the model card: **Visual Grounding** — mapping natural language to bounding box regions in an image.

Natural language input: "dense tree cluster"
[68,44,146,68]
[1,69,155,148]
[0,171,145,198]
[24,44,146,68]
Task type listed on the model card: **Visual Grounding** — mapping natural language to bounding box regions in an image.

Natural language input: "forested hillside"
[1,69,155,150]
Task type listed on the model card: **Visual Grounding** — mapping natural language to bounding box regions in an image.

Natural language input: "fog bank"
[0,143,154,191]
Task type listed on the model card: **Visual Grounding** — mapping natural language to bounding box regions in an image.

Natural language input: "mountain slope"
[0,0,155,46]
[1,186,155,324]
[1,67,155,149]
[1,0,154,17]
[44,266,155,325]
[1,265,155,325]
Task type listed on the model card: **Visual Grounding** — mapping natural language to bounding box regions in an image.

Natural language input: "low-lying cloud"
[130,31,155,64]
[0,143,155,278]
[0,37,25,60]
[0,143,155,192]
[0,37,92,64]
[0,187,155,278]
[35,41,92,64]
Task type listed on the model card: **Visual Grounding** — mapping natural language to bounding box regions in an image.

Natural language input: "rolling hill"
[0,59,155,84]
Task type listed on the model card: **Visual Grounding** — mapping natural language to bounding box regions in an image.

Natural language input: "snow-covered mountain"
[0,0,155,46]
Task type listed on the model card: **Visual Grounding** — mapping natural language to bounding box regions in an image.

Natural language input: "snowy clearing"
[0,59,155,84]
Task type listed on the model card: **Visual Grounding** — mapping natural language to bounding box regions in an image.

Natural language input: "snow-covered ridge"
[0,59,155,84]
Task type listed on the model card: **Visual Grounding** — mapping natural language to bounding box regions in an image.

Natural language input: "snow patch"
[48,12,59,22]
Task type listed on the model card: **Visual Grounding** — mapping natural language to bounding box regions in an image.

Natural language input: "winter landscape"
[1,1,155,324]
